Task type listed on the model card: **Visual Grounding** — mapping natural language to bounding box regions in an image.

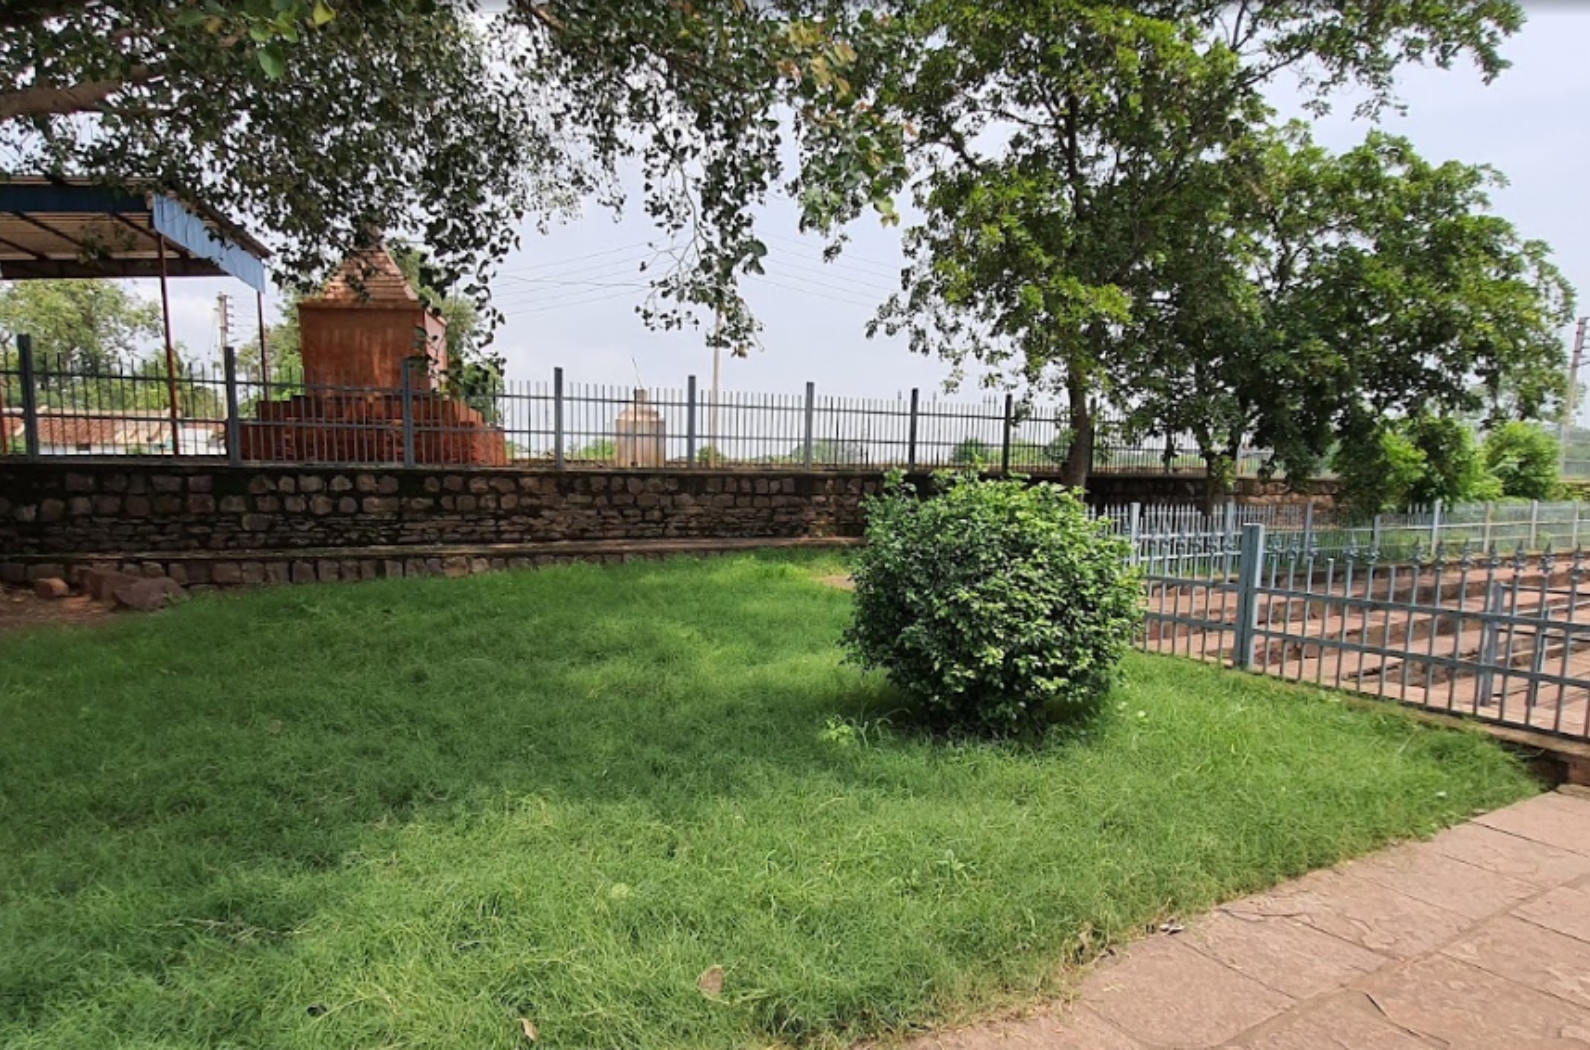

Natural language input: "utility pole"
[1562,316,1586,477]
[217,292,234,358]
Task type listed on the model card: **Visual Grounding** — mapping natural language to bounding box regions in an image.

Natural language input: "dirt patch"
[818,574,855,591]
[0,584,111,634]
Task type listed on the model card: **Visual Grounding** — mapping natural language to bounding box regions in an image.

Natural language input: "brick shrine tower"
[239,245,508,465]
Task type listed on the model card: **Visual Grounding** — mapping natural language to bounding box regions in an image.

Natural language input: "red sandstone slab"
[1443,914,1590,1010]
[1182,910,1390,1000]
[1426,822,1590,888]
[1340,841,1539,920]
[1474,792,1590,857]
[904,1005,1142,1050]
[1222,870,1471,960]
[1359,954,1590,1048]
[1516,885,1590,946]
[1238,992,1438,1050]
[1084,937,1294,1048]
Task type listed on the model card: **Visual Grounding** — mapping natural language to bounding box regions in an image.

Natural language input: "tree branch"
[0,65,157,122]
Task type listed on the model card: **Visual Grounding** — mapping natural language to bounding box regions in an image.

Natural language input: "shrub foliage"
[1484,421,1561,500]
[843,474,1141,734]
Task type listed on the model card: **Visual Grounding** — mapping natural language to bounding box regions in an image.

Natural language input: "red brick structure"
[240,246,507,465]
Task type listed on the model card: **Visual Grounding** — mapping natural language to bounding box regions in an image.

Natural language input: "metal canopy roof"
[0,177,270,292]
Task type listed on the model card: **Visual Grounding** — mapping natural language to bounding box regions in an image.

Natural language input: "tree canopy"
[2,1,906,348]
[864,0,1563,488]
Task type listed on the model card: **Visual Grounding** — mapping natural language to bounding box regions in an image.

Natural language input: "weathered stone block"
[113,575,184,612]
[187,495,215,514]
[186,475,213,493]
[241,562,267,586]
[298,475,325,493]
[377,475,400,494]
[210,562,244,585]
[125,496,151,517]
[65,472,96,492]
[337,497,358,514]
[309,495,334,515]
[330,475,354,492]
[219,495,247,514]
[291,560,316,584]
[363,497,400,514]
[33,577,69,599]
[242,514,271,532]
[278,476,298,493]
[317,560,339,582]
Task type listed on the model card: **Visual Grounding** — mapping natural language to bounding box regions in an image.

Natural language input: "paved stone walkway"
[910,788,1590,1049]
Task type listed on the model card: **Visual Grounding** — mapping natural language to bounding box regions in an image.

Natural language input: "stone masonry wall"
[0,461,1332,588]
[0,462,879,558]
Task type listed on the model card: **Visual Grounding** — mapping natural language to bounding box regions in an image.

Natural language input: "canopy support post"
[156,234,182,456]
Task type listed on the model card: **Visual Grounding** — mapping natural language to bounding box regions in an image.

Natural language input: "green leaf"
[258,43,287,79]
[312,0,337,26]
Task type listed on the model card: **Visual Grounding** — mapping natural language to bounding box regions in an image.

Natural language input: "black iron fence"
[1,335,1273,473]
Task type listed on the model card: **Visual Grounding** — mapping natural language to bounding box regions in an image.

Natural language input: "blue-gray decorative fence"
[1124,513,1590,743]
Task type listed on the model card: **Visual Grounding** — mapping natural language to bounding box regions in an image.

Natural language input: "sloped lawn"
[0,553,1537,1048]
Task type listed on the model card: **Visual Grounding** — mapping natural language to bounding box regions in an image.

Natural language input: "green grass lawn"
[0,553,1538,1049]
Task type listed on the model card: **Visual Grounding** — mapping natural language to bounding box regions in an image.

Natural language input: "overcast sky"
[144,5,1590,413]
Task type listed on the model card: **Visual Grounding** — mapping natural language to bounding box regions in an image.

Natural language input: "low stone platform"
[910,788,1590,1049]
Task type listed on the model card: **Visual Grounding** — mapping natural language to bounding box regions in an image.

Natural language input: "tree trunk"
[1060,374,1093,490]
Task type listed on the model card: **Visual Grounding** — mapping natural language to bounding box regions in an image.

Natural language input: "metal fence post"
[1127,501,1142,564]
[552,366,565,470]
[1371,514,1383,553]
[907,387,920,471]
[1431,498,1443,550]
[1233,522,1267,670]
[802,381,816,469]
[222,344,242,466]
[400,359,417,468]
[686,374,697,466]
[1303,500,1315,551]
[1530,499,1540,550]
[1000,392,1014,474]
[1574,503,1582,551]
[16,333,39,458]
[1476,581,1504,706]
[1483,501,1494,550]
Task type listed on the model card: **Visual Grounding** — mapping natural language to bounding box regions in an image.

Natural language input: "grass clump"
[0,551,1537,1049]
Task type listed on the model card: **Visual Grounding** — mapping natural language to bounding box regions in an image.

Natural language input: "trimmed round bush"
[842,473,1141,734]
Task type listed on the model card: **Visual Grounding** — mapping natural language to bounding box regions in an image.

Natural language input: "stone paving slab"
[904,789,1590,1050]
